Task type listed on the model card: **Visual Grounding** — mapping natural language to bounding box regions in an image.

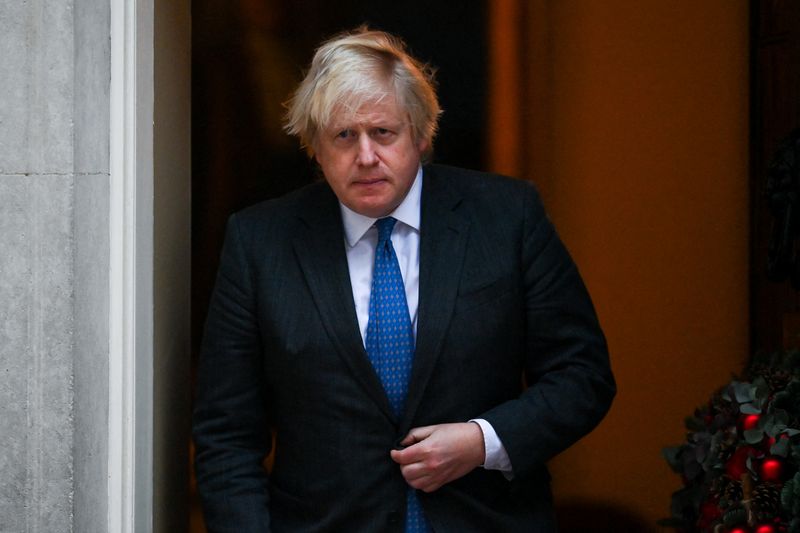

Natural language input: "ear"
[307,131,320,159]
[416,137,430,155]
[308,140,320,164]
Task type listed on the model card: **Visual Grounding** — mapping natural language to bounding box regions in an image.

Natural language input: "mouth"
[352,176,388,186]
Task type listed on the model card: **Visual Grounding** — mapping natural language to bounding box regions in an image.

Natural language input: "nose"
[355,135,378,166]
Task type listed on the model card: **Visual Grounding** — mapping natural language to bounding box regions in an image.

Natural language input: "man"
[193,28,615,532]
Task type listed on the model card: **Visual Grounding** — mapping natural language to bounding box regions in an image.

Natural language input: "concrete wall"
[0,0,110,531]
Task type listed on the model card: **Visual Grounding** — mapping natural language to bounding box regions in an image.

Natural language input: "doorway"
[189,2,489,530]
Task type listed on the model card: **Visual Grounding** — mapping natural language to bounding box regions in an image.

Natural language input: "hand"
[389,422,486,493]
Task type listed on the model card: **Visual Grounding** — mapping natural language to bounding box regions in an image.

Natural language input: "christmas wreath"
[662,351,800,533]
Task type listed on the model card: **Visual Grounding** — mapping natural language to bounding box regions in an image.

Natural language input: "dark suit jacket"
[193,164,615,532]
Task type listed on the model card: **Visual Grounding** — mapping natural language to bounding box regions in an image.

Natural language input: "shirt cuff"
[470,418,513,477]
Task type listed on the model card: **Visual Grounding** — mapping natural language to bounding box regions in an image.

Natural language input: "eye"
[371,127,395,141]
[336,129,354,139]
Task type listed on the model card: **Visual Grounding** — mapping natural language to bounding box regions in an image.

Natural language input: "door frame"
[108,0,192,530]
[109,0,154,531]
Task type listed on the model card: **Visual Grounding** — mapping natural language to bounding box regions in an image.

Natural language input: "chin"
[349,197,392,217]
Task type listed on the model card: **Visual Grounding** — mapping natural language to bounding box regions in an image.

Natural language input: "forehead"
[327,92,407,130]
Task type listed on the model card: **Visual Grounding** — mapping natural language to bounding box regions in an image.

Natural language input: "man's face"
[314,92,428,218]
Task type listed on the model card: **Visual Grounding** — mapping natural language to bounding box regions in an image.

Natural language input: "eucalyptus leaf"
[662,447,682,470]
[773,409,791,426]
[684,458,702,481]
[770,424,789,438]
[782,480,794,512]
[772,436,791,457]
[744,428,765,444]
[684,416,706,432]
[754,375,770,397]
[763,415,782,436]
[694,440,709,464]
[733,381,757,403]
[741,403,762,415]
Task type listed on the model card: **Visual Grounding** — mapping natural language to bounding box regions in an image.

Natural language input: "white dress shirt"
[339,166,512,474]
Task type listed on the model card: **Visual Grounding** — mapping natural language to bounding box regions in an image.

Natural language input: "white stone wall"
[0,0,110,531]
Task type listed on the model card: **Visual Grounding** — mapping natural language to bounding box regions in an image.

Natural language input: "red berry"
[759,457,784,483]
[741,414,761,431]
[700,500,721,520]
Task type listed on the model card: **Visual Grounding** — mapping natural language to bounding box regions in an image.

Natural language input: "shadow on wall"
[556,500,657,532]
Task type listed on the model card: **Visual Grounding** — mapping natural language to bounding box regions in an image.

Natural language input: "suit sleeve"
[192,213,272,532]
[481,182,616,479]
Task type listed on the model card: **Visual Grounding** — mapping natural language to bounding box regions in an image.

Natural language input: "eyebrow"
[330,120,406,131]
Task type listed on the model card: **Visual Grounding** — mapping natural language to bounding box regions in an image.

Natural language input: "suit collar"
[293,183,396,421]
[292,168,470,429]
[401,165,469,431]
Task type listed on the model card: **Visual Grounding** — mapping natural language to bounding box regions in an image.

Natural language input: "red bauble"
[755,525,777,533]
[741,414,761,431]
[765,433,790,453]
[730,527,751,533]
[698,500,722,528]
[759,457,784,483]
[726,446,754,480]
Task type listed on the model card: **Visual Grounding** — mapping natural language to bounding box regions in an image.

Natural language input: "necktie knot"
[375,217,397,244]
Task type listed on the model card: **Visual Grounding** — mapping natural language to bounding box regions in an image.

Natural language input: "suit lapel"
[401,167,470,432]
[292,184,395,422]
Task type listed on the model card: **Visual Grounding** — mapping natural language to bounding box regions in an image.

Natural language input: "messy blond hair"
[283,27,441,161]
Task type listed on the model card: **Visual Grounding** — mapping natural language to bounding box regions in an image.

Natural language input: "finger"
[400,425,436,446]
[407,474,442,493]
[393,427,439,464]
[417,480,443,493]
[391,441,426,465]
[402,469,438,491]
[399,461,429,481]
[389,448,405,464]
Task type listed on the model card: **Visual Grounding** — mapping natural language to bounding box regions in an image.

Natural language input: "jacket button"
[387,510,401,525]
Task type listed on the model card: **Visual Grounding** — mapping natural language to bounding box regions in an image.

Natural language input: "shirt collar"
[340,166,423,247]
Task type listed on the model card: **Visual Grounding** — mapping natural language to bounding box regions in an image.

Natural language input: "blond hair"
[283,28,441,161]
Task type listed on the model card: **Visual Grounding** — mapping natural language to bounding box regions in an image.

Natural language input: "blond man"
[194,28,614,532]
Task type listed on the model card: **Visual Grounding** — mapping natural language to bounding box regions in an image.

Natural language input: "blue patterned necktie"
[365,217,429,533]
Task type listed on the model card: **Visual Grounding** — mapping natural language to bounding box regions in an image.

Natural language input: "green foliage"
[783,473,800,515]
[662,350,800,531]
[722,507,746,528]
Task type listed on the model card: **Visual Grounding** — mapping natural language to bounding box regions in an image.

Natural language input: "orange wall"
[491,1,750,526]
